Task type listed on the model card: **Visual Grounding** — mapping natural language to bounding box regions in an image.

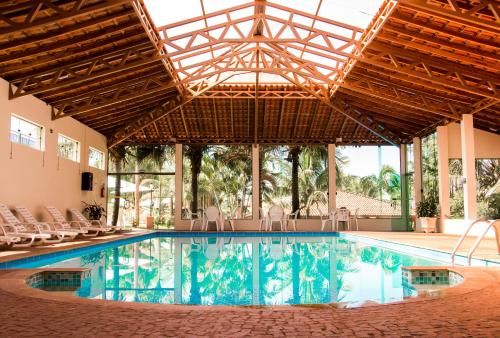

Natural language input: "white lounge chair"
[189,209,204,231]
[0,225,20,247]
[15,205,78,241]
[349,208,359,231]
[321,209,337,231]
[46,206,100,237]
[203,206,223,231]
[267,205,285,231]
[0,204,53,246]
[69,208,119,233]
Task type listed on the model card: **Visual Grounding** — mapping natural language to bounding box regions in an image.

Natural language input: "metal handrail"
[467,220,500,266]
[451,219,500,266]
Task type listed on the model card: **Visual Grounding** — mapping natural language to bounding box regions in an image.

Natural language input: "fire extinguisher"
[100,184,105,198]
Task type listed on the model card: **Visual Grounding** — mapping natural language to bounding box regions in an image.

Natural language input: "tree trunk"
[189,147,203,214]
[290,146,301,214]
[112,160,121,226]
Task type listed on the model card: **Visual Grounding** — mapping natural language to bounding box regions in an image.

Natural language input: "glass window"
[449,159,464,218]
[421,133,438,201]
[183,145,253,220]
[259,145,328,218]
[476,159,499,219]
[10,115,44,150]
[336,145,401,217]
[89,147,105,170]
[107,145,176,229]
[58,134,80,162]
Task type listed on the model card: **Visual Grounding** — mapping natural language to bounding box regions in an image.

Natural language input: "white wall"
[0,78,108,221]
[447,122,500,159]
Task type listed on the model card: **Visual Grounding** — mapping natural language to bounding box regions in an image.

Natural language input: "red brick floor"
[0,267,499,337]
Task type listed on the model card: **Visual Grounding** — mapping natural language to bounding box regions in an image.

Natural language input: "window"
[10,115,44,150]
[58,134,79,162]
[89,147,105,170]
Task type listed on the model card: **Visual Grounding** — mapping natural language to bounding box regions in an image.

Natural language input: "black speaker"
[81,172,93,191]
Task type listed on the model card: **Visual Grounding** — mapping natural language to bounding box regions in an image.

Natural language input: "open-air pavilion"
[0,0,499,336]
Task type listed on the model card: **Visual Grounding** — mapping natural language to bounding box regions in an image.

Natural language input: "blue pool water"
[3,233,498,307]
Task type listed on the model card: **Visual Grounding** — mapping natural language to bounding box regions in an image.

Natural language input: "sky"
[338,145,401,177]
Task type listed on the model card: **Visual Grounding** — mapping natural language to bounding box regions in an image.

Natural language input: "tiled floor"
[345,231,500,263]
[0,230,499,337]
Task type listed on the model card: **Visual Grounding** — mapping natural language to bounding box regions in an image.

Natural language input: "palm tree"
[184,145,208,213]
[108,145,128,226]
[289,146,302,214]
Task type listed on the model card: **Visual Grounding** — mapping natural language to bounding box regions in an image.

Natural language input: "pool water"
[15,234,460,307]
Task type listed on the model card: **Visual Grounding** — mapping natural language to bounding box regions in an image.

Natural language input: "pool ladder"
[451,219,500,266]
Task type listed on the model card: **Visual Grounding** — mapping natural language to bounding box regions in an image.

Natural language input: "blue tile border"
[0,231,498,269]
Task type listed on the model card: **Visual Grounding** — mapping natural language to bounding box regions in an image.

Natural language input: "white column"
[252,144,260,224]
[412,137,423,205]
[328,144,336,211]
[436,126,450,219]
[174,144,183,229]
[461,114,477,220]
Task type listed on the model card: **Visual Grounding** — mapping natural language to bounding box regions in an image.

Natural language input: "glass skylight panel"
[144,0,386,85]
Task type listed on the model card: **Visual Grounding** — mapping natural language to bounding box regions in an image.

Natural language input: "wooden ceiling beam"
[52,76,176,119]
[0,21,143,67]
[0,0,131,38]
[398,0,500,35]
[9,43,160,99]
[362,42,500,100]
[380,23,500,66]
[391,11,500,50]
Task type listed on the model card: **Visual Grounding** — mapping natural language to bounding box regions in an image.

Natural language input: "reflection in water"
[45,236,445,306]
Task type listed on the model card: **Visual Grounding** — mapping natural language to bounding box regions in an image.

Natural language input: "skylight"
[143,0,386,86]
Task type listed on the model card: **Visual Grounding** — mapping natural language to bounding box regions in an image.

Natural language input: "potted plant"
[82,201,106,221]
[416,196,438,233]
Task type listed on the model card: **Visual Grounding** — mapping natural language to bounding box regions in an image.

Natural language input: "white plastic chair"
[259,208,268,231]
[189,210,204,231]
[286,210,299,231]
[321,209,337,231]
[267,205,285,231]
[350,208,359,231]
[336,207,350,231]
[203,206,223,231]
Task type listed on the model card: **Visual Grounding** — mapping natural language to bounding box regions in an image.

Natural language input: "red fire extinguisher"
[100,184,105,198]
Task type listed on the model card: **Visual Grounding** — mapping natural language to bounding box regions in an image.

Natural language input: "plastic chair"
[335,207,350,231]
[189,209,204,231]
[286,210,299,231]
[259,207,268,231]
[321,209,337,231]
[203,206,223,231]
[350,208,359,231]
[267,205,285,231]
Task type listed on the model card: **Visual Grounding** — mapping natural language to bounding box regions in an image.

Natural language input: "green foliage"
[83,201,106,220]
[416,196,438,218]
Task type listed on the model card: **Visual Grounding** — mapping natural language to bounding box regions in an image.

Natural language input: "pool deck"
[0,230,499,337]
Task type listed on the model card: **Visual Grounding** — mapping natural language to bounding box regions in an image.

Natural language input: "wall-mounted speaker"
[81,172,93,191]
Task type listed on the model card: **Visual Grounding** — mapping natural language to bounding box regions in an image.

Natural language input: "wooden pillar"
[328,144,336,211]
[461,115,477,220]
[400,144,410,230]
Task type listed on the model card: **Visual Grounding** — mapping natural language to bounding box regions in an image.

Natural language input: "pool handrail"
[451,219,500,266]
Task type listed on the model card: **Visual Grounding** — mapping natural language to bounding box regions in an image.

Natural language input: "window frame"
[57,133,80,162]
[9,114,44,151]
[88,147,105,170]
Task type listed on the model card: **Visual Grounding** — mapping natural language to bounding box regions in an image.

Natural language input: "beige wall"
[0,78,108,221]
[447,122,500,159]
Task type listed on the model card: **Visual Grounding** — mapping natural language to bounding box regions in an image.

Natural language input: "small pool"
[3,233,497,307]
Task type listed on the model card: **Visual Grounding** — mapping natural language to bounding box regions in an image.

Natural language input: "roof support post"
[437,124,451,222]
[461,114,477,220]
[328,144,337,213]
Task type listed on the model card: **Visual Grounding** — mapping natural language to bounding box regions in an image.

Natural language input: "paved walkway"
[0,231,499,337]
